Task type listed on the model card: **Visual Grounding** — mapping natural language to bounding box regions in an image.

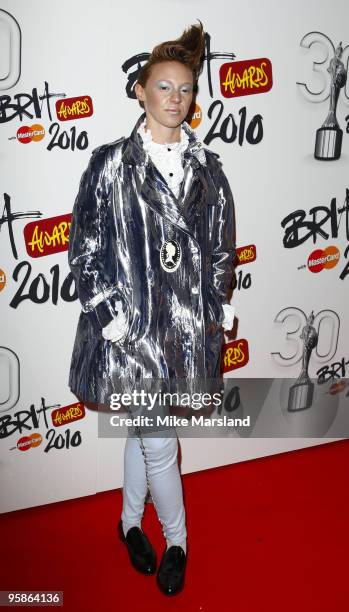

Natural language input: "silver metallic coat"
[68,113,236,404]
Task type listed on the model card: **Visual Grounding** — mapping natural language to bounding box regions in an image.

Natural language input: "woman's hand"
[102,301,128,342]
[222,304,235,331]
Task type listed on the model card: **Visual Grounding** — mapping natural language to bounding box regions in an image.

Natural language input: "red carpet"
[1,440,349,611]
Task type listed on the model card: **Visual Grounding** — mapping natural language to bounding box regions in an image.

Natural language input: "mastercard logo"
[0,268,6,291]
[17,124,45,144]
[307,246,340,273]
[16,433,42,451]
[189,103,202,129]
[329,380,347,395]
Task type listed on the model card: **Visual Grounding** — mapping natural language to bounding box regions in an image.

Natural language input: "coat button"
[191,287,199,295]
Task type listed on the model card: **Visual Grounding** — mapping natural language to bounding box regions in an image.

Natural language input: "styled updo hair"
[137,21,205,91]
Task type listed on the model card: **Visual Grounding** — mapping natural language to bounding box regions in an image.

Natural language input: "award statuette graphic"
[314,42,347,160]
[288,311,318,411]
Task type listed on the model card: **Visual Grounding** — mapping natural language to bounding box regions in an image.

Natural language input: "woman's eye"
[156,83,192,93]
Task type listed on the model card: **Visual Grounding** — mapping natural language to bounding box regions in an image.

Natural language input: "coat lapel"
[179,159,207,227]
[140,162,191,234]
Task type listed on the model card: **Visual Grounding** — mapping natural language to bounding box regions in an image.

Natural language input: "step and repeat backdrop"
[1,0,348,513]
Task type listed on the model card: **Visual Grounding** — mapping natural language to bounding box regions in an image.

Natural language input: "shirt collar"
[122,112,206,166]
[137,119,189,155]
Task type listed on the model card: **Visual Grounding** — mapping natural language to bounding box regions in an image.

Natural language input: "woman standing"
[68,21,236,596]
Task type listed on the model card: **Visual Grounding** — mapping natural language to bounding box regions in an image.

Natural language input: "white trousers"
[121,428,187,549]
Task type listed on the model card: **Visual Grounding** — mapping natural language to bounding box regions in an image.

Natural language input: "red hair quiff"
[137,21,205,90]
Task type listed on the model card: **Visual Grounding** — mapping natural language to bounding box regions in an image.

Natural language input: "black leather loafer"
[157,546,187,595]
[118,520,156,575]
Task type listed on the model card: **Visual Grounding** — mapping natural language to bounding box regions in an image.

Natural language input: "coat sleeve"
[209,157,236,304]
[68,146,120,329]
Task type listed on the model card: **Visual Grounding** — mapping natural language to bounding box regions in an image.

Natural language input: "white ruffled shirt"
[137,120,188,198]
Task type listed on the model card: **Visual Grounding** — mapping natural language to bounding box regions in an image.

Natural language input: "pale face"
[135,61,194,140]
